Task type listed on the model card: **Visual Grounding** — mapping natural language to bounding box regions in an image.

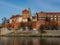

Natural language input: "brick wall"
[22,9,31,19]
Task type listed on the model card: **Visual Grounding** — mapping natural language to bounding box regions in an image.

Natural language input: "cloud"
[34,0,60,12]
[0,1,23,10]
[0,1,24,23]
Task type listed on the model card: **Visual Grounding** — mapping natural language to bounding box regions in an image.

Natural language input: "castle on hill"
[1,9,60,30]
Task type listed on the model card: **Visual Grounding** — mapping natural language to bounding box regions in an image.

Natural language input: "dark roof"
[39,12,60,14]
[10,14,21,19]
[22,9,29,12]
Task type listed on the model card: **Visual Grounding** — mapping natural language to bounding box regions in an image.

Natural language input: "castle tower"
[28,8,32,20]
[22,9,32,22]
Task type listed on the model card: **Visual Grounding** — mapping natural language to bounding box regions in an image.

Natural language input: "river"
[0,37,60,45]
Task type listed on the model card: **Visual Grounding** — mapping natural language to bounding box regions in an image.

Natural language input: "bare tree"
[2,17,9,25]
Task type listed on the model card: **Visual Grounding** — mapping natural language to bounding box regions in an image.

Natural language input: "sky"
[0,0,60,23]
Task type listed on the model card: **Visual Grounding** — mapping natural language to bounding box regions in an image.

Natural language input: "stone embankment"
[42,30,60,37]
[0,28,39,36]
[0,28,60,37]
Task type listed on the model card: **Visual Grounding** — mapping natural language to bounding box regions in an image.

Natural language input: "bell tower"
[22,8,32,22]
[22,9,30,19]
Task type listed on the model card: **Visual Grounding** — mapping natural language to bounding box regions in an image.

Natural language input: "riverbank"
[0,28,60,37]
[1,34,60,37]
[0,30,60,37]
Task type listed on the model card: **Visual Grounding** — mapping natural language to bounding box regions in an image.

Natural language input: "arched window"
[28,18,31,21]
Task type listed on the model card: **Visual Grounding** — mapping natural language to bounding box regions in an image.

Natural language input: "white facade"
[9,18,16,23]
[16,17,23,22]
[9,15,32,23]
[32,19,37,21]
[33,28,37,30]
[9,19,12,23]
[9,17,23,23]
[23,19,28,22]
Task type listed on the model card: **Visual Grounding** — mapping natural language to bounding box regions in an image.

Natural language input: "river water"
[0,37,60,45]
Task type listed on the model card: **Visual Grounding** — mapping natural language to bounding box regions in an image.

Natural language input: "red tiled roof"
[37,12,60,16]
[10,14,21,19]
[39,12,60,14]
[22,9,29,12]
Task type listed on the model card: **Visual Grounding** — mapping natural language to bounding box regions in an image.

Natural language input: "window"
[38,17,46,21]
[58,17,60,21]
[55,15,56,17]
[55,18,56,21]
[28,18,31,21]
[51,18,53,20]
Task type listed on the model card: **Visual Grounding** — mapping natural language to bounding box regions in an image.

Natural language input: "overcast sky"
[0,0,60,23]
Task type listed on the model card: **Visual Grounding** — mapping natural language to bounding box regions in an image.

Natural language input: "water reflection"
[0,37,60,45]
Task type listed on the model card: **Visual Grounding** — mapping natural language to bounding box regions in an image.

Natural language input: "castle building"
[9,9,32,23]
[8,9,33,30]
[9,15,22,23]
[35,12,60,30]
[22,9,32,22]
[2,9,60,30]
[36,12,60,21]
